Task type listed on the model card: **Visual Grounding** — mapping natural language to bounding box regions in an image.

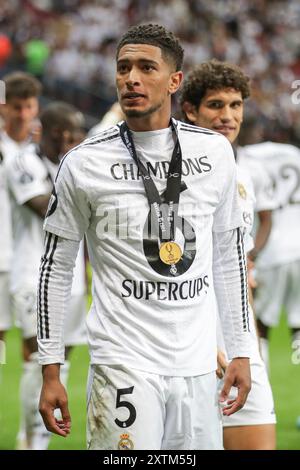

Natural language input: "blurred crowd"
[0,0,300,143]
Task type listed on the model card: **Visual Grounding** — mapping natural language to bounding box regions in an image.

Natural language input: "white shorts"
[12,287,87,344]
[219,360,276,427]
[255,260,300,328]
[86,364,223,450]
[12,287,37,339]
[0,272,11,331]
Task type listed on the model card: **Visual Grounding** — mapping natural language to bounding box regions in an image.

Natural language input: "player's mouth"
[122,92,146,103]
[213,125,236,135]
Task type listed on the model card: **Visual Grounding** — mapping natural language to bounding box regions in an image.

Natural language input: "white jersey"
[0,139,12,271]
[0,131,36,273]
[237,150,276,212]
[217,164,261,362]
[41,121,249,375]
[239,141,300,268]
[236,165,256,253]
[6,144,86,295]
[43,157,86,296]
[6,145,52,292]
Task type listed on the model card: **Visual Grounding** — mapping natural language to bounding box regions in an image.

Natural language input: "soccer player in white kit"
[0,72,41,342]
[0,72,42,447]
[180,59,276,450]
[5,100,87,449]
[38,24,251,450]
[239,137,300,373]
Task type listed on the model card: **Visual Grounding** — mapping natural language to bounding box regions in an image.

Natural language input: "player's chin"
[123,106,149,118]
[227,130,239,144]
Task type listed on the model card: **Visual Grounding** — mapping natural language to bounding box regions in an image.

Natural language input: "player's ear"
[168,71,183,95]
[181,101,198,123]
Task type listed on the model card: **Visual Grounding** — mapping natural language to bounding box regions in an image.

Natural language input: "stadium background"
[0,0,300,450]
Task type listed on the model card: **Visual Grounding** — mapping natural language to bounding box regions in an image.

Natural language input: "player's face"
[184,88,244,143]
[61,128,86,154]
[4,96,39,128]
[116,44,182,121]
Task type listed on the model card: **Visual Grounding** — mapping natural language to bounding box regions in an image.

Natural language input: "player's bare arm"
[39,364,71,437]
[248,209,272,261]
[25,194,51,218]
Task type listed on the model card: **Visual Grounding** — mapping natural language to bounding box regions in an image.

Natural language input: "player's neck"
[5,123,30,143]
[126,109,171,132]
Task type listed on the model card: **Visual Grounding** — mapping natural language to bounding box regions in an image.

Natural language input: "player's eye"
[208,102,222,109]
[143,64,155,71]
[118,64,129,73]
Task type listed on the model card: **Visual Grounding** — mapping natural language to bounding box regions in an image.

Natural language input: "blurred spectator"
[24,38,50,78]
[0,34,12,70]
[0,0,299,144]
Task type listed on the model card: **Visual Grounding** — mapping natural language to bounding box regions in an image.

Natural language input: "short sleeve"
[7,151,50,205]
[213,141,243,233]
[43,151,91,242]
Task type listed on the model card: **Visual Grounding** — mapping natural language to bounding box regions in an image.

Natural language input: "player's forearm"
[25,193,52,219]
[249,210,272,260]
[213,228,251,359]
[38,232,79,365]
[42,363,60,381]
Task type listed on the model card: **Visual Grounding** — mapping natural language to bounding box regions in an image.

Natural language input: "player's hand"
[216,350,228,379]
[219,357,251,416]
[39,365,71,437]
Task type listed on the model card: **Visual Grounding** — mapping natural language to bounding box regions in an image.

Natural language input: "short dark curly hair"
[116,24,184,71]
[179,59,250,112]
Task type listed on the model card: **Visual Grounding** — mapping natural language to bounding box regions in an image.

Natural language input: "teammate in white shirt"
[180,59,276,450]
[6,100,87,450]
[0,72,42,448]
[0,72,41,342]
[38,24,251,450]
[239,137,300,373]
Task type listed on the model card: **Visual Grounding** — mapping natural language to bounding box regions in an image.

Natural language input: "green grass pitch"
[0,315,299,450]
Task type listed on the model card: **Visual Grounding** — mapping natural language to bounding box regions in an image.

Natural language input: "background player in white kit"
[180,59,276,450]
[0,72,41,344]
[38,24,251,450]
[239,132,300,373]
[0,72,42,447]
[5,100,87,449]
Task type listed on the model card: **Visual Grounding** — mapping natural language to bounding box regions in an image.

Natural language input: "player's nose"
[219,106,233,122]
[126,66,141,86]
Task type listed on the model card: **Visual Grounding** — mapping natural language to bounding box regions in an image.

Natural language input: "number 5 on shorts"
[115,386,137,428]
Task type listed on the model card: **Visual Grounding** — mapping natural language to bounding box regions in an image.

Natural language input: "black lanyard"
[119,119,182,244]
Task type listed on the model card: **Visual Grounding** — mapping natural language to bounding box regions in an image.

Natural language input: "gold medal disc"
[159,241,182,265]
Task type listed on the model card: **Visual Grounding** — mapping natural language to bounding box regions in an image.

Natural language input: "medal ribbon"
[119,119,182,244]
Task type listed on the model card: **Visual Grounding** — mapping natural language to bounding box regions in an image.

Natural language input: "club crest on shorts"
[118,433,134,450]
[238,183,247,199]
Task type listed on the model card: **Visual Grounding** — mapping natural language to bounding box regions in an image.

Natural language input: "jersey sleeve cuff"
[43,222,82,242]
[38,340,65,364]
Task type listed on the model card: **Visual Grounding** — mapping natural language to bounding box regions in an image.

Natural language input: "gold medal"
[159,241,182,265]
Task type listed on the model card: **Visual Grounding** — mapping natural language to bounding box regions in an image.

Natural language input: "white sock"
[15,413,27,450]
[19,352,51,450]
[259,337,270,374]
